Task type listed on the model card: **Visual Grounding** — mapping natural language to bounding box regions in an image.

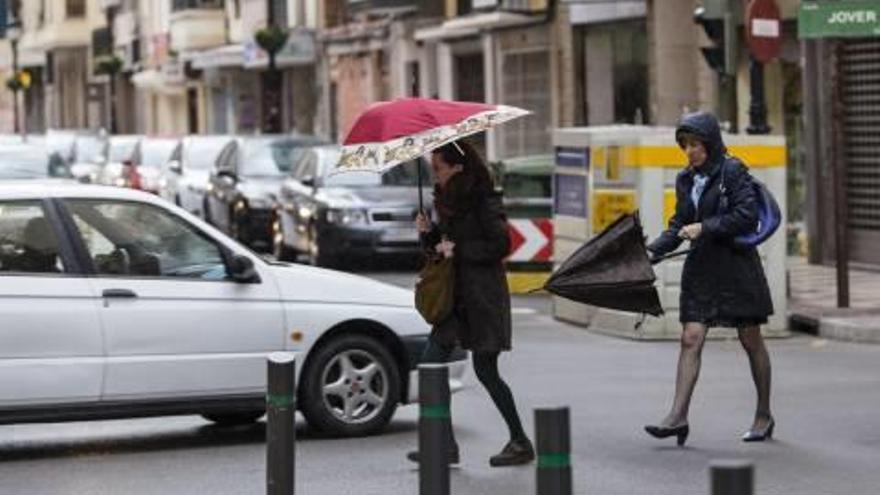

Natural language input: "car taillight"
[124,160,143,190]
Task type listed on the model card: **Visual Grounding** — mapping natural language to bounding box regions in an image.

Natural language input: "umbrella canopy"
[544,212,664,316]
[334,98,529,175]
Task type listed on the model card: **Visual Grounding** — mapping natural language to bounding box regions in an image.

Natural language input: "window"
[66,200,228,280]
[501,50,551,158]
[0,202,66,274]
[66,0,86,18]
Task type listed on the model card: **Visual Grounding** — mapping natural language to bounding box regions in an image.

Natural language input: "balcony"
[346,0,422,15]
[450,0,548,17]
[170,0,227,52]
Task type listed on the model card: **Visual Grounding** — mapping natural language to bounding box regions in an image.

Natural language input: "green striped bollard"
[418,364,451,495]
[710,460,753,495]
[535,407,572,495]
[267,352,296,495]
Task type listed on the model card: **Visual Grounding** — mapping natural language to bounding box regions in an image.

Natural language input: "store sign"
[799,1,880,38]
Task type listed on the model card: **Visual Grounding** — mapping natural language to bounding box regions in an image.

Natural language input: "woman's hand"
[678,223,703,241]
[416,212,430,234]
[435,239,456,259]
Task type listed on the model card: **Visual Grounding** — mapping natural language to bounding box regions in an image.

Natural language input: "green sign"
[799,1,880,38]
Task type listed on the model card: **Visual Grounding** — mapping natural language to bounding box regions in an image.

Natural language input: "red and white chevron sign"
[507,219,553,262]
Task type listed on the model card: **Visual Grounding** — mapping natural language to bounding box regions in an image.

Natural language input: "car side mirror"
[227,254,260,284]
[168,160,182,174]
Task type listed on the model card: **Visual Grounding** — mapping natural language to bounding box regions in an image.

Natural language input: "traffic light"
[694,1,738,77]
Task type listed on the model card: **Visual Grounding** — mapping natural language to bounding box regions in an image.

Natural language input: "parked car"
[0,142,70,180]
[205,135,326,251]
[97,135,143,188]
[0,182,466,435]
[159,135,233,217]
[128,136,180,194]
[69,133,108,183]
[276,145,431,266]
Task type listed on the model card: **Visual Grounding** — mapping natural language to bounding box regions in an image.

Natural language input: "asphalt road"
[0,270,878,495]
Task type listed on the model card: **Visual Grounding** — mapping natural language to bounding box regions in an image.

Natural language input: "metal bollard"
[267,352,296,495]
[535,407,572,495]
[710,460,754,495]
[418,364,450,495]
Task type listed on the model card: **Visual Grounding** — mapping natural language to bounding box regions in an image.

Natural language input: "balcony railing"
[347,0,417,12]
[172,0,225,12]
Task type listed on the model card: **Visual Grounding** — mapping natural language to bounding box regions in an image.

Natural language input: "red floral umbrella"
[334,98,529,175]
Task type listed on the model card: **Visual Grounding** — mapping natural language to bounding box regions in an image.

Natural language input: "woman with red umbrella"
[407,139,535,467]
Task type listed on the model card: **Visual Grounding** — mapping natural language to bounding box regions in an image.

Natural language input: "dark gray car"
[275,145,431,267]
[204,135,326,251]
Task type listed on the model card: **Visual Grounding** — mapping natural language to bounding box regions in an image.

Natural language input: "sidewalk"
[788,256,880,343]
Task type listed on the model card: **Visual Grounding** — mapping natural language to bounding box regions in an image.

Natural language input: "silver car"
[158,135,234,217]
[97,135,143,188]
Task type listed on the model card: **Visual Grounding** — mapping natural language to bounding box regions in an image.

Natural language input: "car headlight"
[325,208,367,225]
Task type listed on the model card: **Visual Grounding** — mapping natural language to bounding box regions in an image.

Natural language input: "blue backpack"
[718,160,781,249]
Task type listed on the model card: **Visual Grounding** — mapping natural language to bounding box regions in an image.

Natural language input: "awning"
[131,69,186,95]
[568,1,646,25]
[442,11,541,31]
[190,44,245,70]
[244,30,317,69]
[414,24,479,42]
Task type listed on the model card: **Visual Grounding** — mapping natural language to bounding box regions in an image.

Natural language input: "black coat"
[423,192,512,352]
[648,112,773,327]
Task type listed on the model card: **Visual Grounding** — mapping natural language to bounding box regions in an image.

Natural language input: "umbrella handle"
[417,159,424,213]
[649,248,693,265]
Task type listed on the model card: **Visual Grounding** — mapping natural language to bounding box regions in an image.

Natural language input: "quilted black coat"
[647,112,774,327]
[422,191,512,352]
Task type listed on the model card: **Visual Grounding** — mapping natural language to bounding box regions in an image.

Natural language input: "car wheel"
[231,206,249,245]
[203,198,213,225]
[202,410,265,427]
[272,215,298,262]
[299,334,400,437]
[307,223,336,268]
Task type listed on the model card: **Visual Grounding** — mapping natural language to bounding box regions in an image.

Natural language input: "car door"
[61,197,286,401]
[0,200,104,408]
[207,143,235,230]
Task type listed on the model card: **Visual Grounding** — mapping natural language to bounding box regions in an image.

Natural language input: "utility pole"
[258,0,287,134]
[104,1,119,134]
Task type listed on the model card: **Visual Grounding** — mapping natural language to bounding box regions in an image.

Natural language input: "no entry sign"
[746,0,783,63]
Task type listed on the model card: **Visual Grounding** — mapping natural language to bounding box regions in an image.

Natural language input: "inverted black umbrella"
[544,212,664,316]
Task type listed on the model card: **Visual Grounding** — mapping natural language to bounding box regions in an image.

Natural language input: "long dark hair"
[433,140,494,220]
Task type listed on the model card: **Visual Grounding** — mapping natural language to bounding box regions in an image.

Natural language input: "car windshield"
[108,139,139,162]
[323,156,431,187]
[185,138,231,170]
[75,137,105,163]
[0,147,48,179]
[139,140,178,169]
[240,139,306,177]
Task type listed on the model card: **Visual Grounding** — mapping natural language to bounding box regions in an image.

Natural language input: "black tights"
[421,337,528,444]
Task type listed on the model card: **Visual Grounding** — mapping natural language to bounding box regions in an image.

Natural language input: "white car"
[159,135,234,218]
[0,182,466,436]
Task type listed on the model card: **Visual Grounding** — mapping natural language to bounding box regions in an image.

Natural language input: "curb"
[819,316,880,344]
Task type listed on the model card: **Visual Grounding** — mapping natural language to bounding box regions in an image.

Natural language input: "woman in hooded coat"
[644,111,775,446]
[408,139,534,467]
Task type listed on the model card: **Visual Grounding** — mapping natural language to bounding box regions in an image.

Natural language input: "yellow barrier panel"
[612,145,786,168]
[507,271,551,294]
[592,189,636,232]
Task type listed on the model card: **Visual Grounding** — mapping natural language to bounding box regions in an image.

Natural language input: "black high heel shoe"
[644,423,690,446]
[742,417,775,442]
